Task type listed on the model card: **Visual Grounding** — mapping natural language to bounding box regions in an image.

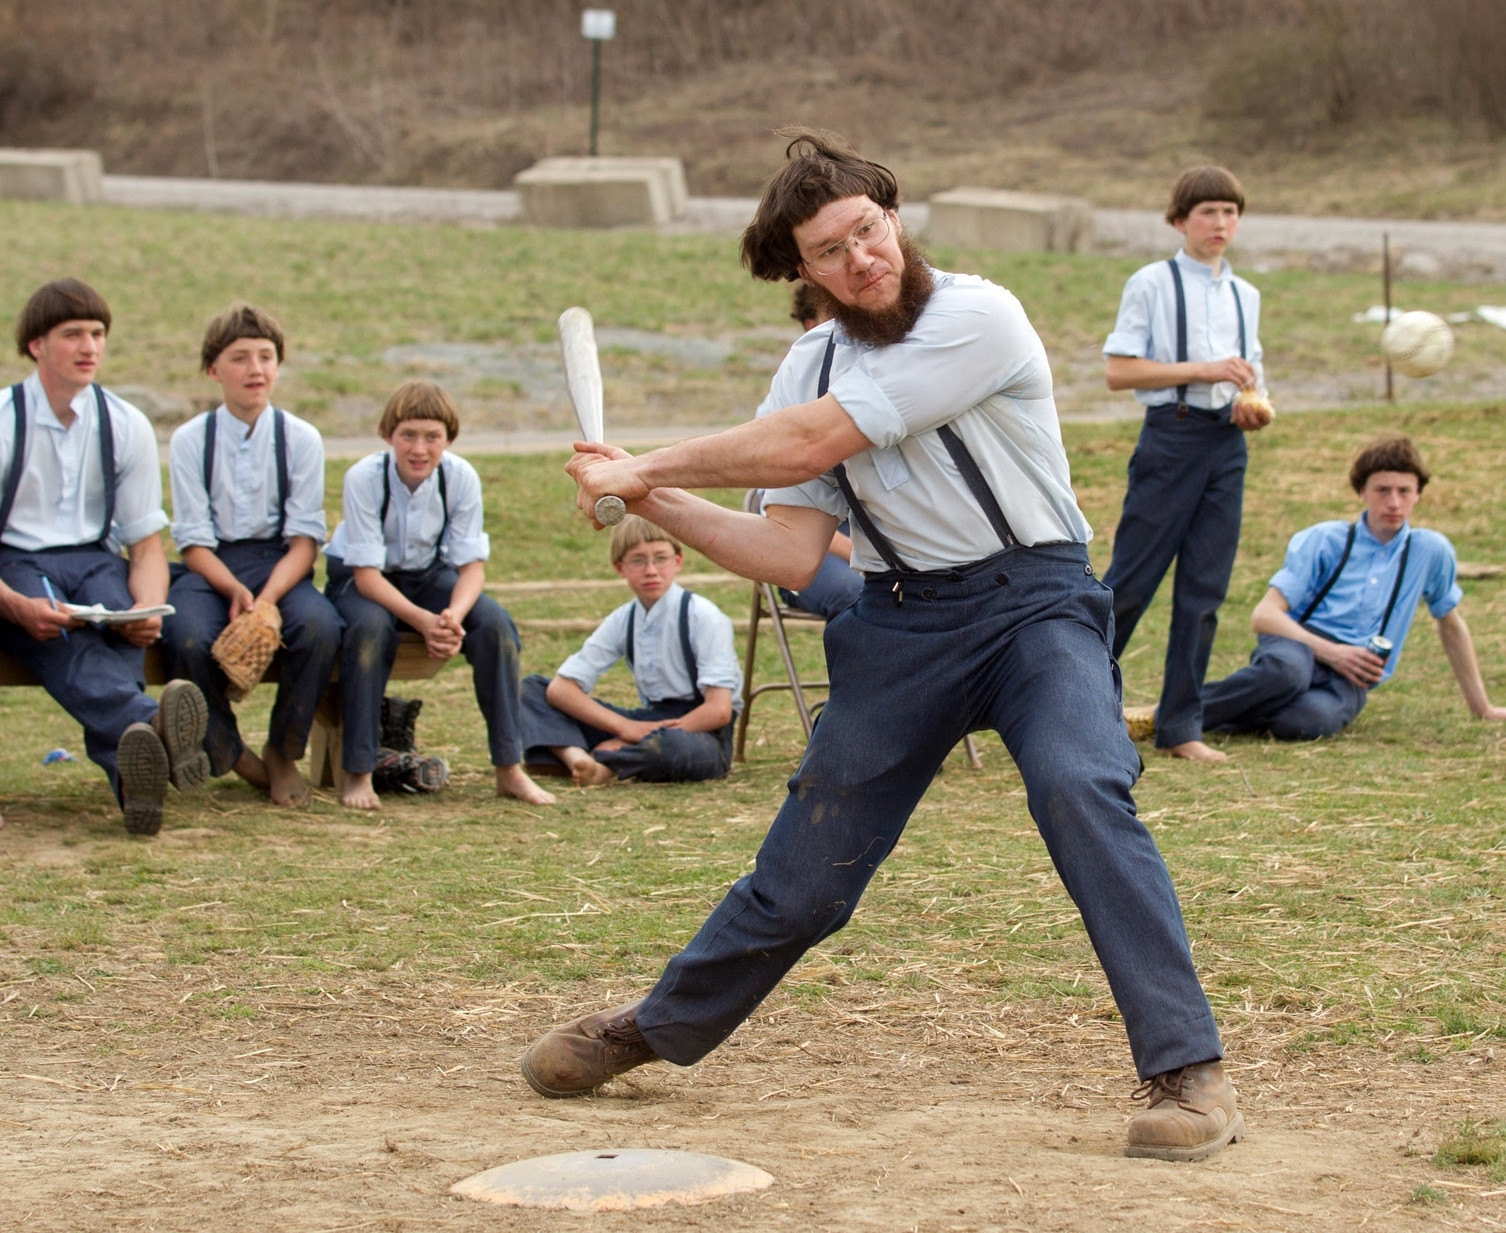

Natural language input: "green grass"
[1,202,1504,1075]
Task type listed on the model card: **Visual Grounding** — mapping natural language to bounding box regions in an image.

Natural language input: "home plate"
[451,1148,773,1211]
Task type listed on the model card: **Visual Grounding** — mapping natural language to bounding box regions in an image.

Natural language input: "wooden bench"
[0,634,443,792]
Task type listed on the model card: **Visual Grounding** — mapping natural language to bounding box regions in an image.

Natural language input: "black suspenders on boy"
[202,408,291,541]
[817,334,1018,605]
[624,589,702,704]
[1296,521,1413,643]
[1165,258,1247,419]
[379,453,450,568]
[1,382,116,544]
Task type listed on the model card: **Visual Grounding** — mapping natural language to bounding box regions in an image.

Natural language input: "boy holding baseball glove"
[1102,166,1272,763]
[162,304,342,806]
[519,514,741,787]
[323,380,555,811]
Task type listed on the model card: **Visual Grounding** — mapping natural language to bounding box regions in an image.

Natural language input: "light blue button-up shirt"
[168,405,328,549]
[326,450,489,571]
[1103,249,1264,410]
[557,583,742,710]
[0,372,166,551]
[1271,514,1461,683]
[759,269,1091,573]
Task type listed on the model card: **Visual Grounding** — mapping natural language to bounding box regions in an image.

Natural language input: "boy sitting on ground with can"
[324,379,555,810]
[520,514,741,786]
[1192,435,1506,739]
[163,304,342,806]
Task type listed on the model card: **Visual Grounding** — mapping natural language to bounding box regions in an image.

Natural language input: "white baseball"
[1381,310,1454,378]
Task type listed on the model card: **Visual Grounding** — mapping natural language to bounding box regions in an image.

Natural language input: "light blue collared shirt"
[326,450,489,571]
[168,405,328,549]
[557,583,743,711]
[0,371,166,551]
[1103,249,1264,409]
[758,269,1091,573]
[1271,513,1462,684]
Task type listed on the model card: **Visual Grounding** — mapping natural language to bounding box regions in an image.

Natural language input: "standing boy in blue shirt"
[324,380,555,811]
[1102,166,1272,763]
[162,304,343,806]
[520,514,741,786]
[1202,435,1506,738]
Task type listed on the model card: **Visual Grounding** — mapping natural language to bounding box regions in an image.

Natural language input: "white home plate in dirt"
[450,1148,774,1211]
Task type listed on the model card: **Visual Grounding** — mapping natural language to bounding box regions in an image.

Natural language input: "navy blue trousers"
[326,559,525,774]
[162,541,343,776]
[519,673,733,782]
[0,543,158,798]
[1203,633,1368,740]
[635,543,1223,1082]
[1103,405,1247,748]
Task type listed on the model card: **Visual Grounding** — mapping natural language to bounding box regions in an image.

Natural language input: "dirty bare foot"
[497,763,557,805]
[1165,739,1228,763]
[262,745,312,807]
[234,747,271,791]
[342,771,381,810]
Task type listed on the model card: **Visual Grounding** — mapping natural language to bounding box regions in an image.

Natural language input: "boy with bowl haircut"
[520,514,741,787]
[1102,165,1272,764]
[162,303,342,806]
[324,379,555,810]
[0,277,209,835]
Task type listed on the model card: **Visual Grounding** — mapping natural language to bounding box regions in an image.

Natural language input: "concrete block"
[0,149,104,205]
[926,187,1093,253]
[514,156,686,228]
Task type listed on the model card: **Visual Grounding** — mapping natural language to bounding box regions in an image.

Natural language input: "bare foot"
[1164,739,1228,763]
[496,763,557,805]
[572,756,617,788]
[262,745,312,807]
[342,771,381,810]
[234,747,271,791]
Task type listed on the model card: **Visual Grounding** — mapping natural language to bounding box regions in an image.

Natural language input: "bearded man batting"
[523,129,1243,1162]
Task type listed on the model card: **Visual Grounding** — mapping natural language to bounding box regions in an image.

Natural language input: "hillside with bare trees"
[3,0,1506,215]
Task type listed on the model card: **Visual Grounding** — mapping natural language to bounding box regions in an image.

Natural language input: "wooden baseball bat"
[557,306,626,526]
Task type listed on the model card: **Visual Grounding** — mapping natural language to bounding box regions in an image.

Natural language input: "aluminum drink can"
[1365,635,1393,661]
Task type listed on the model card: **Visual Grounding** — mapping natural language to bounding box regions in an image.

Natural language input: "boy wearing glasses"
[324,380,555,810]
[520,514,740,786]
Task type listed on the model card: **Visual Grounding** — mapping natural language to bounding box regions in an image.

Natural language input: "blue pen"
[41,576,69,641]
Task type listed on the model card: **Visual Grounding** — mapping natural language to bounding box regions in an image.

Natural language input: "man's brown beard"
[806,234,936,347]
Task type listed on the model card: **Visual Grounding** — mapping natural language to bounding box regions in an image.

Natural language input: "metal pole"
[1383,232,1393,402]
[589,39,602,157]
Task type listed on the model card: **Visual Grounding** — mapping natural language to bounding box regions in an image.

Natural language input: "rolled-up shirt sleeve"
[167,414,216,550]
[112,399,169,547]
[690,599,742,697]
[1103,270,1154,359]
[283,417,329,545]
[338,456,391,569]
[556,604,630,694]
[442,456,489,567]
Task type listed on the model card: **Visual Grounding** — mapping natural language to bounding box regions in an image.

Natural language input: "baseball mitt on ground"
[212,599,283,700]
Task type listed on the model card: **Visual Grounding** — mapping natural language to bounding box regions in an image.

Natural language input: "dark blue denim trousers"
[0,543,158,798]
[162,541,343,776]
[1103,405,1247,748]
[636,542,1223,1082]
[1203,633,1368,740]
[519,672,733,782]
[326,559,524,773]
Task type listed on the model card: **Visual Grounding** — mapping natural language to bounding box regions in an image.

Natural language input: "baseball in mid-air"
[1381,310,1454,378]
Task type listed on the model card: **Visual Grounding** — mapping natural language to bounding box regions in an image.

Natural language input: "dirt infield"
[3,819,1501,1233]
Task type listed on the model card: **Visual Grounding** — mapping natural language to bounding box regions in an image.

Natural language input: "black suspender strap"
[624,589,702,703]
[205,408,290,540]
[0,384,27,539]
[380,453,450,568]
[94,384,115,544]
[202,407,218,495]
[1166,258,1247,418]
[1296,522,1357,625]
[936,424,1017,549]
[1376,534,1413,640]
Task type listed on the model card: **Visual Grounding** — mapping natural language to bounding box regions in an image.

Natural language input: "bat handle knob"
[594,495,627,526]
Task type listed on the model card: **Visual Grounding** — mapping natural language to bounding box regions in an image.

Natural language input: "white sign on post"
[581,9,616,40]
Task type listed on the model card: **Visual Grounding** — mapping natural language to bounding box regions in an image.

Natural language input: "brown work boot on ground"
[1125,1059,1244,1161]
[1123,704,1156,743]
[118,722,170,836]
[153,679,210,792]
[520,1001,660,1097]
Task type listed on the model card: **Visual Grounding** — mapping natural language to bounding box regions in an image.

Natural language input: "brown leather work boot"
[520,1001,660,1097]
[1125,1059,1244,1161]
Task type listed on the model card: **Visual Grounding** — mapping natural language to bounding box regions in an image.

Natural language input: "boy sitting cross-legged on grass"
[162,304,343,806]
[323,379,555,810]
[520,515,741,787]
